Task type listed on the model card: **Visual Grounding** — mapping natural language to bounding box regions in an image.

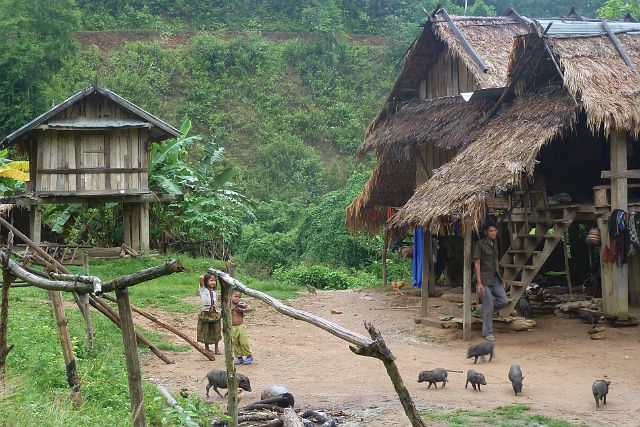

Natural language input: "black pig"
[465,369,487,391]
[508,364,524,395]
[592,380,611,408]
[205,370,252,398]
[467,341,494,364]
[417,368,448,389]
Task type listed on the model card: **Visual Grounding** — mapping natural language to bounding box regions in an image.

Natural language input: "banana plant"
[0,148,29,195]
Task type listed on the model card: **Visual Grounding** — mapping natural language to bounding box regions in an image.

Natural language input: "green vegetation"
[422,404,581,427]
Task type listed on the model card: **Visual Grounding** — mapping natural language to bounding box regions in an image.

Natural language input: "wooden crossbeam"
[603,20,636,68]
[438,8,489,73]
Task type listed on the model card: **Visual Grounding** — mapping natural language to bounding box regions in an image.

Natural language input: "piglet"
[467,341,494,364]
[508,364,524,395]
[417,368,448,389]
[592,380,611,408]
[465,369,486,391]
[205,370,252,398]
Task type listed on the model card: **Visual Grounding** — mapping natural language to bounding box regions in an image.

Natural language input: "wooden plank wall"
[421,49,480,173]
[35,95,149,194]
[425,50,480,99]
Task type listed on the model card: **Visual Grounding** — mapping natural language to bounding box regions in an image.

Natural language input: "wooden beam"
[463,226,472,341]
[0,193,182,205]
[39,167,146,174]
[140,203,150,253]
[29,205,42,244]
[382,232,389,288]
[116,288,147,427]
[603,20,636,68]
[608,129,629,319]
[601,169,640,179]
[420,232,428,318]
[439,8,489,72]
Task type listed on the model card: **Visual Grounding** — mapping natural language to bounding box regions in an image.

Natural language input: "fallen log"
[283,407,304,427]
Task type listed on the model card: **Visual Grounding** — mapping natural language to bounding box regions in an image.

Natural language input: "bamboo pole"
[81,252,94,352]
[0,215,82,403]
[116,287,147,427]
[88,297,173,365]
[211,270,425,427]
[100,293,215,361]
[382,232,389,288]
[221,278,239,426]
[0,257,14,382]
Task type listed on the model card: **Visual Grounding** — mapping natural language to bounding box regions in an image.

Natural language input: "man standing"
[473,222,508,342]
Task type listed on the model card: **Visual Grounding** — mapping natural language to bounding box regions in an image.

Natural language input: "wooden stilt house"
[385,17,640,331]
[0,84,182,251]
[346,6,530,316]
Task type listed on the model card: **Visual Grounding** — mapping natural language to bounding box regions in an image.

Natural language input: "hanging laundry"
[412,226,424,288]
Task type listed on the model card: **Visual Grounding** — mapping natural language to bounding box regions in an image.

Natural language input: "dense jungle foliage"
[0,0,635,276]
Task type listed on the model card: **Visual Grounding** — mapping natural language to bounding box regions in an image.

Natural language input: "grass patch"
[422,404,581,427]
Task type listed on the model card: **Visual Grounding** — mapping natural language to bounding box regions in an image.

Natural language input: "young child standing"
[197,272,222,355]
[231,288,254,365]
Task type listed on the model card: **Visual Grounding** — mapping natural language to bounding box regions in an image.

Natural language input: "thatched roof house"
[348,12,640,323]
[346,8,531,234]
[389,19,640,232]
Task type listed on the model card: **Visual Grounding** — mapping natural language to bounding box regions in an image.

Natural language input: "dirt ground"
[139,287,640,426]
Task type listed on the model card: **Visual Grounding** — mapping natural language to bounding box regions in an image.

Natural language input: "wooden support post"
[382,232,389,288]
[29,205,42,244]
[140,202,150,253]
[607,129,629,319]
[0,259,14,382]
[420,232,428,318]
[563,235,572,294]
[221,278,239,426]
[463,226,472,341]
[81,252,94,352]
[131,205,141,252]
[123,205,132,248]
[427,236,436,297]
[116,287,147,427]
[48,290,83,405]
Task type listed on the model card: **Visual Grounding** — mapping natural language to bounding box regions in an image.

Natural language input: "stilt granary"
[0,83,181,251]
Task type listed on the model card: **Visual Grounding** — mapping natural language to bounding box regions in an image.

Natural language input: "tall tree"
[0,0,80,138]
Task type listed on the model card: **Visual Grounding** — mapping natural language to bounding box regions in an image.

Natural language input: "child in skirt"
[231,288,254,365]
[197,272,222,355]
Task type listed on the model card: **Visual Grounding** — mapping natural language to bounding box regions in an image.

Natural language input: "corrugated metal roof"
[536,19,640,36]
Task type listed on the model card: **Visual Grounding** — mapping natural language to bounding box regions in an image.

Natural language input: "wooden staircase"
[498,205,576,316]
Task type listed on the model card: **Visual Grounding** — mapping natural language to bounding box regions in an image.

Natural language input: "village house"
[347,7,640,337]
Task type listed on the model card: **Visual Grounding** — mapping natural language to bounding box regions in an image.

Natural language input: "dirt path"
[139,288,640,426]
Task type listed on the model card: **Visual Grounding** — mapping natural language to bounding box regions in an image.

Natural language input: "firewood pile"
[212,407,342,426]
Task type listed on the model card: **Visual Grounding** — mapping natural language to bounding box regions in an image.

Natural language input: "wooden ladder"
[498,205,576,316]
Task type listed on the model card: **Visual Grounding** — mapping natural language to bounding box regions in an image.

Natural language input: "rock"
[443,293,464,303]
[330,309,342,315]
[590,332,605,340]
[588,326,606,334]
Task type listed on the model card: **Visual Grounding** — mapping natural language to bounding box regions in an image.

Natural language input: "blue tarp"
[412,226,423,288]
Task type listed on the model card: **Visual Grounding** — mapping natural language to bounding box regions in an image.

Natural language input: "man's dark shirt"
[473,238,500,286]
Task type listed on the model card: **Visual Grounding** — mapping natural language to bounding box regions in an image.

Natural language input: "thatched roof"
[363,12,530,142]
[345,158,416,234]
[357,96,486,160]
[388,88,577,232]
[548,33,640,137]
